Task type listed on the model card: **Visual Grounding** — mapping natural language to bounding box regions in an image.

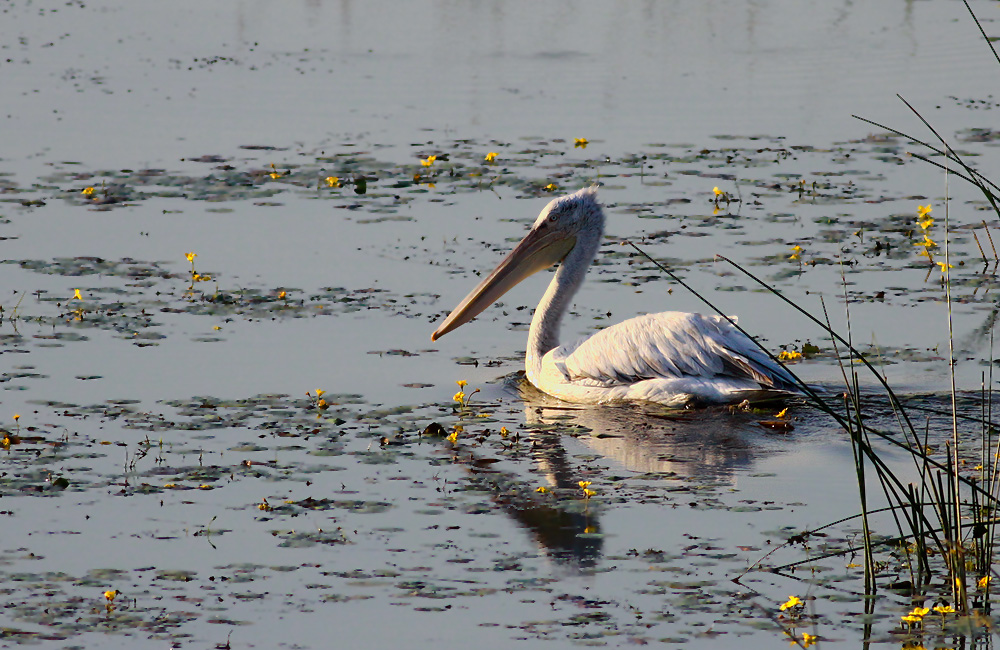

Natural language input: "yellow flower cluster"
[917,203,933,227]
[779,595,802,611]
[901,606,930,623]
[184,252,212,287]
[452,379,479,407]
[914,204,936,260]
[778,349,803,362]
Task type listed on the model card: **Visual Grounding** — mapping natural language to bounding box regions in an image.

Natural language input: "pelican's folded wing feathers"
[552,312,794,389]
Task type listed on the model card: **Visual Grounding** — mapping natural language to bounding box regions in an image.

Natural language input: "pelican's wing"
[551,312,794,389]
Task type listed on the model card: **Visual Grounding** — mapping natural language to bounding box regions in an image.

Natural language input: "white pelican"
[431,187,798,407]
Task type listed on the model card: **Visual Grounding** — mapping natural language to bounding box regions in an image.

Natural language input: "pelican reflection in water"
[432,187,798,407]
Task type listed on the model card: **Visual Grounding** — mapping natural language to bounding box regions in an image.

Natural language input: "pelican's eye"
[548,210,560,223]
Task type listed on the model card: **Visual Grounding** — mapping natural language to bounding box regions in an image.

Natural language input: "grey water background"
[3,1,1000,648]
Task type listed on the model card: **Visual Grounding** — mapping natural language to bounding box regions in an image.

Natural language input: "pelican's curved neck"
[526,230,602,379]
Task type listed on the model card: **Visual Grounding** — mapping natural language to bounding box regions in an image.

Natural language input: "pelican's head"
[530,185,603,235]
[431,186,604,341]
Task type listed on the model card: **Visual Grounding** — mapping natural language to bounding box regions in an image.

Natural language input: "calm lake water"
[2,1,1000,648]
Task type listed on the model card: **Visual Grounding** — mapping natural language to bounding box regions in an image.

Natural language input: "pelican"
[431,187,798,407]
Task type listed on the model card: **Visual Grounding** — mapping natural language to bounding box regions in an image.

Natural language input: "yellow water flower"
[104,590,119,602]
[778,349,803,362]
[453,391,466,404]
[937,261,953,272]
[713,186,722,196]
[325,176,341,188]
[933,604,956,614]
[901,606,930,623]
[446,430,459,444]
[13,414,19,422]
[919,217,934,230]
[258,498,273,512]
[978,575,991,589]
[186,252,197,263]
[915,234,936,248]
[779,595,802,611]
[544,183,557,191]
[456,380,468,388]
[72,289,83,300]
[485,152,498,163]
[917,203,932,218]
[535,486,548,493]
[789,245,802,260]
[500,426,509,437]
[269,163,281,179]
[578,481,592,489]
[574,137,589,148]
[82,186,95,196]
[775,408,789,418]
[316,389,325,397]
[802,633,817,647]
[582,489,597,498]
[278,290,287,299]
[421,155,437,167]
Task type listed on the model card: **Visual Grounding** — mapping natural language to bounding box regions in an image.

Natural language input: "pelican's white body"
[530,312,791,407]
[433,187,797,407]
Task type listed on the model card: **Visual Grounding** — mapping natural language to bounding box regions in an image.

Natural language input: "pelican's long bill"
[431,225,576,341]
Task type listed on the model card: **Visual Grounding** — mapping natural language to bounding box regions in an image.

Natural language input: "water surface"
[2,1,1000,648]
